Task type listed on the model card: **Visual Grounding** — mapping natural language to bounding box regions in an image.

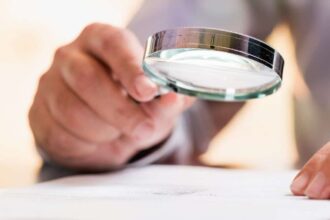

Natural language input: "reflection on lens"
[143,48,281,101]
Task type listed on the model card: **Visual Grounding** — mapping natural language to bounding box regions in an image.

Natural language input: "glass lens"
[143,48,282,101]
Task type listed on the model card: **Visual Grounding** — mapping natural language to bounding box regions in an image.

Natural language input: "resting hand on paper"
[29,23,194,171]
[291,142,330,199]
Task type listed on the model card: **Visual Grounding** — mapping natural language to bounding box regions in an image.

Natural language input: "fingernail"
[305,172,326,198]
[135,75,157,99]
[291,174,309,192]
[133,121,154,140]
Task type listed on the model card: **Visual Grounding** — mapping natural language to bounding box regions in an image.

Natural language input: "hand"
[29,23,194,171]
[291,142,330,199]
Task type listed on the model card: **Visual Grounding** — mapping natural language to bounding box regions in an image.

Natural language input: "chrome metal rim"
[144,27,284,78]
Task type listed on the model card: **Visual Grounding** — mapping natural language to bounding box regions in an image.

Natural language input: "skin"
[28,23,330,200]
[29,23,194,172]
[291,142,330,200]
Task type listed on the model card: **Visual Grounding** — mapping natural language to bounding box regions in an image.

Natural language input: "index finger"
[77,23,158,102]
[291,143,330,196]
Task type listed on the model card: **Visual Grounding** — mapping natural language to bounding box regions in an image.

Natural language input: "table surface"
[0,165,329,220]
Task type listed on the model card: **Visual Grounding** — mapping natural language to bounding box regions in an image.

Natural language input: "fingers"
[41,71,120,143]
[29,87,137,171]
[73,140,138,171]
[291,143,330,199]
[143,93,195,120]
[78,23,158,102]
[55,47,154,140]
[29,23,197,171]
[290,154,325,196]
[124,93,195,149]
[29,90,98,163]
[100,93,195,151]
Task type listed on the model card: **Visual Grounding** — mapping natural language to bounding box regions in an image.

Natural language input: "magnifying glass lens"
[143,28,284,101]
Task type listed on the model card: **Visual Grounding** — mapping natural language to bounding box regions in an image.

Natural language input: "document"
[0,165,329,220]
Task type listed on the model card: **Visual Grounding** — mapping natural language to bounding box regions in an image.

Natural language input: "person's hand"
[29,23,194,171]
[291,142,330,199]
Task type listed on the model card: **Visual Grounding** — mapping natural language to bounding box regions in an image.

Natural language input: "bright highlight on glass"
[143,28,284,101]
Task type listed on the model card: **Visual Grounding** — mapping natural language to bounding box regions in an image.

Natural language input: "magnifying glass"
[142,27,284,101]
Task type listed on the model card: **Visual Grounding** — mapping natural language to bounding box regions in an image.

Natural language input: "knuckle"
[38,73,48,86]
[100,27,126,50]
[111,27,134,42]
[35,73,52,97]
[54,46,71,61]
[108,26,126,39]
[83,22,104,35]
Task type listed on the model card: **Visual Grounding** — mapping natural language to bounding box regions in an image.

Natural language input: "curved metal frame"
[144,27,284,78]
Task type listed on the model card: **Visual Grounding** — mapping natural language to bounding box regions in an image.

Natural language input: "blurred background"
[0,0,303,187]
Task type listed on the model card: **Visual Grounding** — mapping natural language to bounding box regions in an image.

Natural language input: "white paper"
[0,165,329,220]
